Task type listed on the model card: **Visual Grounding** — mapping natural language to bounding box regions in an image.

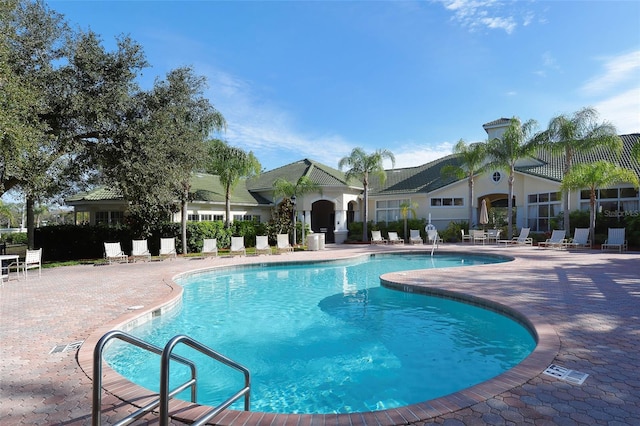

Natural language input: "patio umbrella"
[479,199,489,228]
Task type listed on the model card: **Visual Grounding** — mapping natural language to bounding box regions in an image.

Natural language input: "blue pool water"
[106,253,535,414]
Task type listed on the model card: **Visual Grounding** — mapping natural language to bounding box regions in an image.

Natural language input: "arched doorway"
[312,200,335,243]
[478,193,514,228]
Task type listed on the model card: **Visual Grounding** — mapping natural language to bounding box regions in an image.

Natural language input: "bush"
[440,221,468,242]
[1,232,27,244]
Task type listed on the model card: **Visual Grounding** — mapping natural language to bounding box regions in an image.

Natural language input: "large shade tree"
[487,117,539,239]
[441,139,488,229]
[273,176,321,244]
[338,148,395,242]
[561,161,639,245]
[205,140,261,229]
[536,107,622,231]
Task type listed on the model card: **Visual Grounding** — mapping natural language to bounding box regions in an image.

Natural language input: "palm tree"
[632,140,640,163]
[205,140,261,228]
[487,117,539,239]
[399,201,418,242]
[537,107,622,231]
[273,176,321,245]
[561,161,639,245]
[338,148,395,242]
[441,139,488,229]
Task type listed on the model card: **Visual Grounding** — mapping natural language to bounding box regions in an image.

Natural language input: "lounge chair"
[601,228,627,253]
[104,242,128,264]
[538,230,567,249]
[426,228,442,247]
[159,237,177,260]
[276,234,293,254]
[499,228,533,246]
[22,248,42,278]
[230,236,246,256]
[564,228,591,249]
[460,229,472,243]
[409,229,423,244]
[202,238,218,257]
[471,230,486,245]
[387,231,404,244]
[487,229,501,244]
[131,239,152,262]
[255,235,272,255]
[371,230,387,244]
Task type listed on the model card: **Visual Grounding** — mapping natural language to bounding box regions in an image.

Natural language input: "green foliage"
[1,232,27,244]
[440,221,468,242]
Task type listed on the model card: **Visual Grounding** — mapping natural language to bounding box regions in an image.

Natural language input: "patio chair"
[601,228,627,253]
[471,229,487,245]
[159,237,177,260]
[255,235,272,255]
[202,238,218,257]
[104,242,128,264]
[460,229,472,243]
[426,227,442,247]
[230,236,246,256]
[23,248,42,278]
[276,234,293,254]
[486,229,501,244]
[564,228,591,249]
[387,232,404,244]
[409,229,423,244]
[131,239,151,262]
[499,228,532,246]
[538,230,567,249]
[371,230,387,244]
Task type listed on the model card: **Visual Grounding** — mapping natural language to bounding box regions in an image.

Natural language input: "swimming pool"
[105,252,535,414]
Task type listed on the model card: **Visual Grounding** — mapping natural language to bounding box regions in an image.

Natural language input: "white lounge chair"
[426,228,442,247]
[471,230,486,245]
[460,229,472,243]
[538,230,567,249]
[276,234,293,254]
[499,228,532,246]
[159,237,177,260]
[371,230,387,244]
[22,248,42,278]
[601,228,627,252]
[387,231,404,244]
[230,236,246,256]
[202,238,218,257]
[131,239,151,262]
[565,228,591,249]
[487,229,501,244]
[255,235,272,255]
[104,242,128,264]
[409,229,423,244]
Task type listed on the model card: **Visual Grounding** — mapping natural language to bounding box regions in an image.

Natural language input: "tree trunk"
[181,197,188,255]
[225,184,232,229]
[362,185,369,242]
[26,197,35,249]
[468,174,474,228]
[507,167,515,239]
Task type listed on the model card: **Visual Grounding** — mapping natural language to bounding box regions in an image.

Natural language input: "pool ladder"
[92,330,251,426]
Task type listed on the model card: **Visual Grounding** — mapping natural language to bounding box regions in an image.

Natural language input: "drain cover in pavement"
[49,340,84,354]
[543,364,589,385]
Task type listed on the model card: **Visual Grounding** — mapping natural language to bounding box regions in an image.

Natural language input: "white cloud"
[386,141,455,169]
[595,88,640,134]
[581,50,640,96]
[440,0,528,34]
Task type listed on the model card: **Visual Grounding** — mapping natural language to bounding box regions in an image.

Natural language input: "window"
[527,192,561,231]
[95,211,124,226]
[233,214,260,222]
[430,197,464,207]
[491,171,502,183]
[188,214,221,222]
[580,187,640,219]
[375,199,410,222]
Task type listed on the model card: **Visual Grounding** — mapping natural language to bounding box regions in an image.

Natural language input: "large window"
[95,211,124,226]
[527,192,561,231]
[188,214,223,222]
[580,187,639,219]
[233,214,260,222]
[375,199,410,222]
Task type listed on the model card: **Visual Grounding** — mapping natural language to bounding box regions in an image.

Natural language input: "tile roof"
[482,118,512,129]
[66,187,123,202]
[371,154,463,195]
[247,158,362,191]
[190,173,271,205]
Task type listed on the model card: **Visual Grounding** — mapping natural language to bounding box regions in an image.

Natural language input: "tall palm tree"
[487,117,539,239]
[537,107,622,231]
[338,148,395,242]
[273,176,321,244]
[441,139,488,229]
[561,161,639,245]
[205,139,261,228]
[632,140,640,163]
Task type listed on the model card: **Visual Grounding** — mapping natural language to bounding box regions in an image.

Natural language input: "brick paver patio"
[1,243,639,425]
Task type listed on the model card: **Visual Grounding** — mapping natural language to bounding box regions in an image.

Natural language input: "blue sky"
[49,0,640,172]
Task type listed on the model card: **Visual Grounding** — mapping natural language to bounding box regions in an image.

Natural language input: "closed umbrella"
[479,199,489,228]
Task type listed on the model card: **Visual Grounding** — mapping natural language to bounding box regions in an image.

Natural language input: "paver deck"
[1,243,639,425]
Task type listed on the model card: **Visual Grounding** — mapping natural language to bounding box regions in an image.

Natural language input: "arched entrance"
[478,193,514,228]
[311,200,335,243]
